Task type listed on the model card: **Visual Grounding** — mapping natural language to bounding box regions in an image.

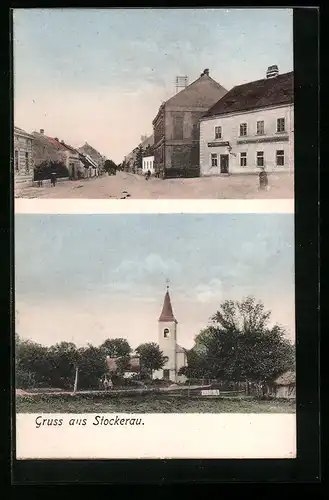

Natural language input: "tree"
[133,144,144,172]
[143,144,154,157]
[99,338,132,358]
[16,338,53,388]
[47,341,80,389]
[135,342,167,378]
[187,296,295,385]
[103,159,117,175]
[76,344,107,389]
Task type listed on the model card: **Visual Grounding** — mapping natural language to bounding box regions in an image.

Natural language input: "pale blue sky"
[13,8,293,162]
[15,214,295,348]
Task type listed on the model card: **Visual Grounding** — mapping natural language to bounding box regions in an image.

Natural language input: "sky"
[13,8,293,163]
[15,213,295,350]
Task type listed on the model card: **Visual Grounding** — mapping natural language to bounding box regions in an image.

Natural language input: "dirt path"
[16,172,294,199]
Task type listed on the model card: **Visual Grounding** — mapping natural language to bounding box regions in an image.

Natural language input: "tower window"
[163,328,170,338]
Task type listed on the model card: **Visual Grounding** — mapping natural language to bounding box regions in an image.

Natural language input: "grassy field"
[16,393,296,413]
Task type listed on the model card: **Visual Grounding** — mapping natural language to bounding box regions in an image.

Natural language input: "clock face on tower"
[163,328,170,338]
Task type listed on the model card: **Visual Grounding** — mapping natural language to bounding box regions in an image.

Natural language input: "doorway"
[220,154,229,174]
[163,369,170,381]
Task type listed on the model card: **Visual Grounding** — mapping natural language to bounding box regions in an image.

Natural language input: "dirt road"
[16,171,294,199]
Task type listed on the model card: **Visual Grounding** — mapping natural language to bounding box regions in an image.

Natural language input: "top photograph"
[13,8,294,200]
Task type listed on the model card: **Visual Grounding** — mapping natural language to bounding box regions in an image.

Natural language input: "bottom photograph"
[14,212,296,459]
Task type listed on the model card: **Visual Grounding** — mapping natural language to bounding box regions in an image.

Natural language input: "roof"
[33,132,78,153]
[163,73,227,109]
[203,71,294,118]
[159,289,177,323]
[176,344,186,354]
[126,134,154,162]
[14,126,34,138]
[275,371,295,386]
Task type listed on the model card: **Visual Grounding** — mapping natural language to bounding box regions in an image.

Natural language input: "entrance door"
[163,369,170,381]
[220,154,229,174]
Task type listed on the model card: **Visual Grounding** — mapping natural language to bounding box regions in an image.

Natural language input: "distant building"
[14,126,34,187]
[142,155,154,174]
[153,286,187,383]
[124,135,154,172]
[78,142,106,172]
[274,371,295,399]
[199,68,294,175]
[152,69,227,179]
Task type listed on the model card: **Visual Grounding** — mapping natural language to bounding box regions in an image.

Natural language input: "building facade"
[152,69,227,179]
[153,287,187,383]
[124,134,154,172]
[78,142,105,173]
[142,155,154,174]
[14,126,34,186]
[199,69,294,175]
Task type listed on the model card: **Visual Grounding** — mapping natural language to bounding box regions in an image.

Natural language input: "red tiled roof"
[203,71,294,118]
[159,290,177,323]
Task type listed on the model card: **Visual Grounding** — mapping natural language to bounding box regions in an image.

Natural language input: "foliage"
[143,144,154,157]
[135,342,167,377]
[183,297,294,384]
[99,338,132,358]
[103,159,117,174]
[34,161,69,181]
[133,144,144,171]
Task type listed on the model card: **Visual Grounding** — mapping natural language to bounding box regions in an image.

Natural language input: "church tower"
[157,284,178,381]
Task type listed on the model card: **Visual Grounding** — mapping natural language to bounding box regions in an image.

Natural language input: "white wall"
[200,104,294,175]
[142,156,154,173]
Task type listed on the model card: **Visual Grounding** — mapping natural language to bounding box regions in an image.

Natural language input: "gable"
[165,75,227,109]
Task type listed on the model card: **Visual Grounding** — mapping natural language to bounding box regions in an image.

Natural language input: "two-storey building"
[199,67,294,175]
[152,69,227,179]
[14,126,34,186]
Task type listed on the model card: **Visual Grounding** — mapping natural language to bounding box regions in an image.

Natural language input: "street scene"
[13,9,294,199]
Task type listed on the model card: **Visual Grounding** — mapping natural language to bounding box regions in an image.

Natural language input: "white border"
[15,199,294,214]
[16,413,296,459]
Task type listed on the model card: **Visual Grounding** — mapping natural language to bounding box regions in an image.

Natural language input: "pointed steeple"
[159,285,177,323]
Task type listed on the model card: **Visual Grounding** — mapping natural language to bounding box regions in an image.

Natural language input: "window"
[215,126,222,139]
[256,151,264,167]
[277,118,285,133]
[15,150,19,171]
[25,152,29,172]
[276,150,285,166]
[164,328,170,338]
[240,123,247,136]
[211,153,218,167]
[256,121,264,135]
[240,152,247,167]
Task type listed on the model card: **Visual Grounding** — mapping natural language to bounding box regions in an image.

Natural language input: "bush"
[34,161,69,181]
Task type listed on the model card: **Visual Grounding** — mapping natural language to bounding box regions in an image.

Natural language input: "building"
[124,134,154,172]
[274,371,296,399]
[199,68,294,175]
[142,156,154,174]
[32,130,85,179]
[78,142,106,172]
[153,286,187,383]
[14,126,34,186]
[152,69,227,179]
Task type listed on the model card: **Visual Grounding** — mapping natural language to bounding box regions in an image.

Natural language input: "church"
[152,286,188,383]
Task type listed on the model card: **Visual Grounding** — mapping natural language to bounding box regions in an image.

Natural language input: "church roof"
[159,290,177,323]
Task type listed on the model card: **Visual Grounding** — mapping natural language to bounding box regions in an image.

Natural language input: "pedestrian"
[259,167,268,191]
[50,172,57,187]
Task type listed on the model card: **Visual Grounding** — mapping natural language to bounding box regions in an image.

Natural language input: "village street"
[16,171,294,199]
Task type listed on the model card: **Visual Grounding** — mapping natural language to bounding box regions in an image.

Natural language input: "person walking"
[259,167,268,190]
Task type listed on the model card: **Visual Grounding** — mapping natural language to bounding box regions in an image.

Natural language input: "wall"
[142,156,154,173]
[14,133,33,177]
[200,104,294,175]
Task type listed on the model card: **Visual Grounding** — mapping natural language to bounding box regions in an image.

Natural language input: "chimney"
[54,137,59,141]
[40,129,44,134]
[203,68,210,76]
[266,65,279,79]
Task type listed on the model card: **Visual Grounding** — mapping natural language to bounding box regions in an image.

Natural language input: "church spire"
[159,281,177,323]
